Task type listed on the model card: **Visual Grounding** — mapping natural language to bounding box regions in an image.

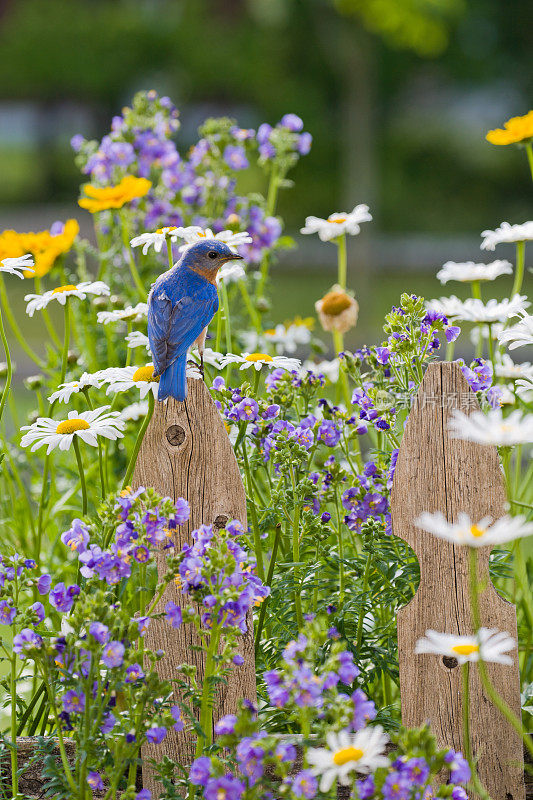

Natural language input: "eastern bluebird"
[148,239,242,401]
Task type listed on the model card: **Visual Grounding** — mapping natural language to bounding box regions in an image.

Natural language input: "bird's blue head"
[179,239,242,283]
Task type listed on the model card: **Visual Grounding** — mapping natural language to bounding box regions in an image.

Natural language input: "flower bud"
[24,374,43,391]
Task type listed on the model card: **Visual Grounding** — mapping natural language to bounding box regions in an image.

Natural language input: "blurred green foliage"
[0,0,529,232]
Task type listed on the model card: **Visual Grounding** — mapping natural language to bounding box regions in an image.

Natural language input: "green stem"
[486,322,494,366]
[289,462,303,629]
[254,525,281,655]
[10,654,18,798]
[60,298,70,387]
[73,437,87,516]
[83,389,106,500]
[469,548,533,760]
[512,240,525,298]
[471,280,482,301]
[122,392,155,489]
[167,237,174,271]
[238,279,261,333]
[35,276,62,348]
[120,214,147,300]
[337,234,347,289]
[0,306,12,425]
[525,143,533,183]
[334,487,345,610]
[461,662,491,799]
[35,454,51,565]
[241,441,265,581]
[195,623,222,757]
[0,274,45,368]
[356,551,372,650]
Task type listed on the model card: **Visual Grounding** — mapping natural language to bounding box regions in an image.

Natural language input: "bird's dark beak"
[221,253,243,263]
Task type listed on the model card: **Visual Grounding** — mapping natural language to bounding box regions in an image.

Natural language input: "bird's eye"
[208,250,218,259]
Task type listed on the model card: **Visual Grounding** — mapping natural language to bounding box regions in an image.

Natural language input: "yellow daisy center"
[245,353,273,362]
[132,366,159,382]
[333,746,364,766]
[451,644,479,656]
[321,290,352,316]
[469,524,485,538]
[56,419,90,434]
[328,215,347,223]
[53,284,78,294]
[156,226,178,234]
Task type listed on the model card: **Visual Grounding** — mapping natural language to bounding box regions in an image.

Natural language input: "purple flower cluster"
[256,113,312,160]
[61,487,189,586]
[264,633,360,712]
[342,461,391,535]
[351,384,396,434]
[175,520,269,633]
[456,357,493,392]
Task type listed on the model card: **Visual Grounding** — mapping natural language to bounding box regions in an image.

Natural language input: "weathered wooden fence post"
[132,377,256,796]
[391,362,524,800]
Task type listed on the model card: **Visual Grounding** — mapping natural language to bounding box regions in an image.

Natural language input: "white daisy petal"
[415,510,533,547]
[480,221,533,251]
[0,254,35,278]
[415,627,516,665]
[219,352,300,372]
[437,260,513,285]
[20,406,125,454]
[25,281,110,317]
[300,205,372,242]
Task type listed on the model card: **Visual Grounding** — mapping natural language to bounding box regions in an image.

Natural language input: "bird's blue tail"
[158,354,187,401]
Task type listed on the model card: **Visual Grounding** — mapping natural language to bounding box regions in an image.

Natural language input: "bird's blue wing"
[148,282,218,377]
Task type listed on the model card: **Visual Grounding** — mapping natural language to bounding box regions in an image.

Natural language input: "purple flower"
[13,628,43,658]
[351,688,376,730]
[29,602,45,623]
[233,654,244,666]
[275,742,296,762]
[136,791,151,800]
[189,756,211,786]
[256,123,273,145]
[37,574,52,595]
[402,757,430,785]
[317,419,341,447]
[376,346,390,365]
[452,788,468,800]
[356,775,375,799]
[171,705,184,732]
[236,398,259,422]
[49,582,80,613]
[383,771,411,800]
[297,132,312,155]
[146,726,167,744]
[280,113,304,132]
[291,770,318,798]
[0,600,17,625]
[87,771,104,790]
[165,601,182,629]
[135,616,150,636]
[70,134,84,152]
[337,651,359,684]
[174,497,190,525]
[204,775,245,800]
[263,404,280,419]
[62,690,85,714]
[224,145,249,171]
[100,712,116,734]
[89,622,110,644]
[61,519,90,553]
[215,713,237,735]
[125,663,145,682]
[212,376,225,391]
[446,325,461,342]
[445,750,471,783]
[102,641,125,668]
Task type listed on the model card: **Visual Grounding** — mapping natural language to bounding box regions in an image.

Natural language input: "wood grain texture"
[391,362,524,800]
[132,378,255,795]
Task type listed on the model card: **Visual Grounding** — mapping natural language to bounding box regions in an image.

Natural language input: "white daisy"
[448,407,533,445]
[218,352,301,372]
[307,727,389,791]
[302,358,341,383]
[20,407,125,454]
[130,226,185,255]
[189,347,225,369]
[1,254,34,278]
[516,375,533,397]
[415,628,516,666]
[415,510,533,548]
[436,260,513,285]
[494,354,533,381]
[498,313,533,350]
[126,330,150,351]
[47,371,108,404]
[120,401,149,421]
[426,296,470,320]
[481,221,533,251]
[300,205,372,242]
[264,320,313,354]
[25,281,110,317]
[217,261,246,284]
[97,303,148,325]
[179,227,252,253]
[104,365,160,399]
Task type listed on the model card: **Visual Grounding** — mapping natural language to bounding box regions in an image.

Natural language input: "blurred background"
[0,0,530,351]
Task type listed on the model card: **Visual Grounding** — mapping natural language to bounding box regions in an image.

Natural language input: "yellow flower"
[486,111,533,145]
[78,175,152,213]
[0,219,79,277]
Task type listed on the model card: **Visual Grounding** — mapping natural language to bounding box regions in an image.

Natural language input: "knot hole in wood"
[166,424,185,447]
[441,656,459,669]
[214,514,229,530]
